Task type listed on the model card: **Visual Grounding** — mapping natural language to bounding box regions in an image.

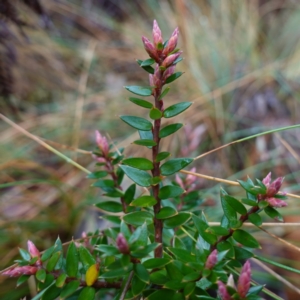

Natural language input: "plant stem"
[212,205,260,250]
[152,88,163,258]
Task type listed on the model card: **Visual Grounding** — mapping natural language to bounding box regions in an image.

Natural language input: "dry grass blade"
[275,133,300,165]
[180,169,300,200]
[0,113,91,174]
[258,226,300,254]
[72,40,97,161]
[251,257,300,295]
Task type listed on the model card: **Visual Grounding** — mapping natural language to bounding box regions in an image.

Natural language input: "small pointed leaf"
[133,139,157,147]
[159,123,183,138]
[164,102,192,118]
[122,158,153,170]
[130,195,157,207]
[160,158,193,176]
[120,165,152,187]
[158,185,184,199]
[120,116,152,131]
[96,201,123,213]
[156,207,177,219]
[124,86,153,96]
[141,58,155,66]
[66,241,78,278]
[129,97,153,109]
[123,211,153,226]
[149,107,163,120]
[233,229,260,248]
[156,152,170,162]
[164,212,191,228]
[78,287,96,300]
[159,87,170,100]
[165,72,183,84]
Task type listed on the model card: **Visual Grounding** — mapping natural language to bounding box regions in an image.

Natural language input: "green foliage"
[3,15,295,300]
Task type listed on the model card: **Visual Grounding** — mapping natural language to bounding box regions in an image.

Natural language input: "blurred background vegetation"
[1,0,300,299]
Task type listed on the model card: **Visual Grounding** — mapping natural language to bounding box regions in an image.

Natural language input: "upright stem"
[152,88,163,258]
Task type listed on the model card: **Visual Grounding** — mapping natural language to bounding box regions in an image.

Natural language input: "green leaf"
[78,246,96,270]
[224,195,247,215]
[192,214,217,245]
[129,97,153,109]
[159,123,183,138]
[160,158,193,176]
[19,248,31,261]
[96,201,123,213]
[35,269,47,282]
[120,116,152,131]
[258,200,269,209]
[124,184,136,204]
[125,86,153,96]
[146,289,176,300]
[55,273,67,288]
[165,72,183,84]
[141,58,155,67]
[86,171,108,179]
[60,280,80,298]
[96,245,119,256]
[217,241,234,258]
[167,248,196,262]
[150,270,168,285]
[174,57,183,64]
[101,264,133,278]
[241,198,257,206]
[41,284,61,300]
[182,272,200,282]
[66,241,78,278]
[34,276,55,300]
[122,158,153,170]
[136,59,154,74]
[159,87,170,100]
[133,139,157,147]
[220,188,237,221]
[234,246,253,260]
[134,263,150,283]
[143,258,172,269]
[41,246,55,262]
[264,206,283,222]
[132,275,147,297]
[78,287,96,300]
[156,152,170,162]
[149,107,163,120]
[164,212,191,228]
[46,251,61,272]
[248,213,262,226]
[208,226,230,236]
[156,207,177,219]
[131,243,160,258]
[130,195,157,207]
[159,185,184,199]
[233,229,260,248]
[17,275,30,287]
[164,102,192,118]
[123,211,153,226]
[120,165,152,187]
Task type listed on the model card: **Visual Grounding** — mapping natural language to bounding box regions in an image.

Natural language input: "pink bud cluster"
[2,240,41,277]
[116,233,130,254]
[93,130,110,164]
[205,249,218,270]
[142,20,181,96]
[175,167,198,193]
[217,261,252,300]
[260,172,287,208]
